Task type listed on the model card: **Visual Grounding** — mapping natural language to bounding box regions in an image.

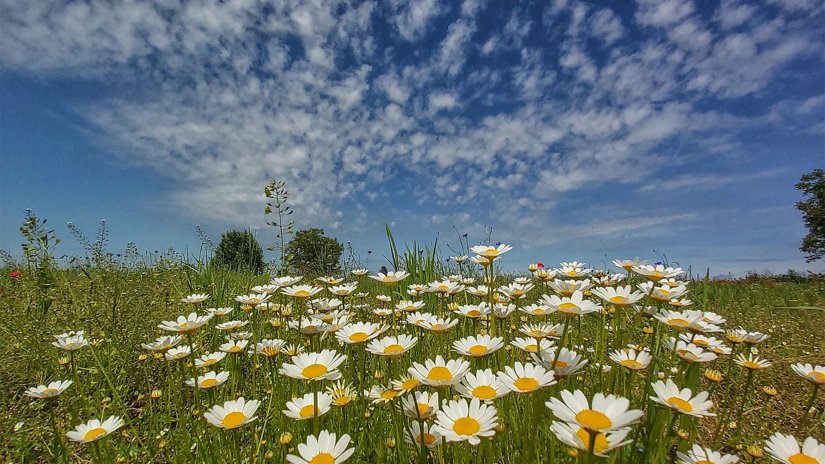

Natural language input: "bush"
[212,230,264,274]
[287,228,343,275]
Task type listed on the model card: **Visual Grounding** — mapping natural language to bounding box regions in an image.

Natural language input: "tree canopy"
[287,228,343,275]
[795,168,825,262]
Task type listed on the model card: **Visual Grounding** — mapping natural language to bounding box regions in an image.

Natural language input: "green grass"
[1,265,823,463]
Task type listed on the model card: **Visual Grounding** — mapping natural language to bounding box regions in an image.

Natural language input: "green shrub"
[212,230,264,274]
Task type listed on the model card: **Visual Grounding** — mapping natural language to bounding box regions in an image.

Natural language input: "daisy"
[181,293,209,304]
[235,293,270,306]
[316,276,343,285]
[498,362,556,394]
[216,320,250,331]
[470,255,491,266]
[226,331,252,341]
[532,348,589,377]
[405,422,443,449]
[24,380,73,399]
[195,351,226,368]
[408,355,470,387]
[510,337,554,354]
[351,268,369,276]
[455,303,490,319]
[141,335,182,353]
[66,416,124,443]
[520,303,554,317]
[427,280,464,294]
[546,390,642,433]
[650,379,715,417]
[288,317,324,335]
[609,348,652,371]
[765,433,824,464]
[326,380,357,407]
[791,363,825,384]
[520,322,563,339]
[369,271,410,285]
[281,344,305,357]
[330,283,357,296]
[419,316,459,333]
[364,385,401,404]
[308,298,343,312]
[591,286,646,306]
[396,300,425,312]
[655,309,703,330]
[613,258,646,271]
[204,397,260,430]
[549,421,632,457]
[676,444,741,464]
[465,285,489,297]
[219,340,248,354]
[736,353,772,370]
[256,339,286,357]
[52,334,89,351]
[281,285,323,299]
[400,391,439,419]
[452,255,469,263]
[453,335,504,358]
[547,278,593,296]
[271,276,303,287]
[405,312,434,327]
[165,345,192,361]
[632,264,683,281]
[158,312,211,334]
[283,392,333,420]
[286,430,355,464]
[666,338,718,363]
[639,281,689,301]
[558,265,591,279]
[366,334,418,357]
[206,307,233,317]
[455,369,509,402]
[470,244,513,259]
[335,322,388,345]
[280,350,347,381]
[435,397,498,445]
[534,269,557,283]
[541,291,601,317]
[392,375,421,393]
[499,282,534,300]
[186,371,229,389]
[493,303,517,319]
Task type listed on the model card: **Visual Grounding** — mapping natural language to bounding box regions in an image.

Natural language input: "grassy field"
[0,261,823,463]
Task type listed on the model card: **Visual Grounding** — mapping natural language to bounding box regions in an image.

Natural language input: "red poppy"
[536,262,544,269]
[9,270,21,278]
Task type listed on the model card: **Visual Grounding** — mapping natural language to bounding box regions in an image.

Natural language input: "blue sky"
[1,0,823,276]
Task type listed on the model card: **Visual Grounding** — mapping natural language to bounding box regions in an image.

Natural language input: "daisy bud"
[279,432,293,446]
[747,445,763,458]
[386,438,396,449]
[58,357,70,366]
[265,450,274,459]
[704,369,723,383]
[151,389,162,400]
[762,386,777,397]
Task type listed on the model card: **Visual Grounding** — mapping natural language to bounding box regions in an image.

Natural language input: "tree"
[287,228,343,275]
[212,230,265,273]
[796,168,825,262]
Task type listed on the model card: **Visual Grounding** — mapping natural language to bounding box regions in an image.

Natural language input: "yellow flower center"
[621,360,643,369]
[693,339,709,347]
[308,453,335,464]
[468,345,488,356]
[575,428,608,454]
[201,378,218,388]
[808,372,825,383]
[575,409,612,431]
[438,285,449,292]
[453,417,480,435]
[788,453,817,464]
[417,403,430,416]
[418,433,437,445]
[667,396,693,413]
[222,411,247,428]
[349,332,369,342]
[294,290,310,297]
[83,427,107,441]
[262,347,279,357]
[42,388,58,395]
[300,405,316,418]
[486,249,500,257]
[559,302,578,311]
[467,310,481,317]
[302,363,328,379]
[401,378,419,390]
[426,366,453,382]
[382,276,395,282]
[554,361,569,369]
[333,396,351,406]
[525,344,538,352]
[514,377,540,391]
[384,344,404,355]
[228,346,242,353]
[668,318,689,327]
[567,270,577,276]
[180,322,189,328]
[380,389,398,400]
[609,296,626,304]
[743,361,761,369]
[677,349,698,361]
[431,324,446,332]
[472,385,497,400]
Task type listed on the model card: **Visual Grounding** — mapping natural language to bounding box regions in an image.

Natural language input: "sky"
[1,0,823,276]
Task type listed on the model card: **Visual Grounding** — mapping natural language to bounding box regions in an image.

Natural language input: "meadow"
[1,244,824,463]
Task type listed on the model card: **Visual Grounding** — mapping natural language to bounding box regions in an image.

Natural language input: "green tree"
[796,168,825,262]
[287,228,343,275]
[212,230,265,273]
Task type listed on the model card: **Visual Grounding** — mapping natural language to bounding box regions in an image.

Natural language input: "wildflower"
[400,391,439,419]
[186,371,229,390]
[434,397,498,445]
[764,433,824,464]
[52,333,89,351]
[455,303,490,319]
[455,369,509,402]
[280,350,347,381]
[396,300,425,312]
[369,271,410,285]
[549,421,632,457]
[676,444,741,464]
[591,285,646,306]
[735,353,772,370]
[281,285,323,299]
[9,270,21,278]
[235,293,270,306]
[497,362,556,394]
[219,340,248,354]
[631,264,683,281]
[366,334,418,357]
[216,320,250,331]
[158,312,211,334]
[256,339,286,357]
[335,322,388,344]
[609,349,652,371]
[520,303,553,316]
[351,268,369,276]
[195,351,226,368]
[392,375,421,393]
[666,338,718,363]
[181,293,209,304]
[286,430,354,464]
[283,392,333,420]
[408,355,470,387]
[204,397,260,430]
[165,345,192,361]
[510,337,554,354]
[326,381,357,407]
[545,390,642,433]
[452,334,504,358]
[613,258,646,271]
[547,279,593,296]
[405,422,442,449]
[470,244,513,259]
[650,379,715,417]
[364,385,400,404]
[532,348,589,378]
[541,291,601,317]
[66,416,124,443]
[704,369,723,383]
[791,363,825,384]
[24,380,73,399]
[520,322,563,339]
